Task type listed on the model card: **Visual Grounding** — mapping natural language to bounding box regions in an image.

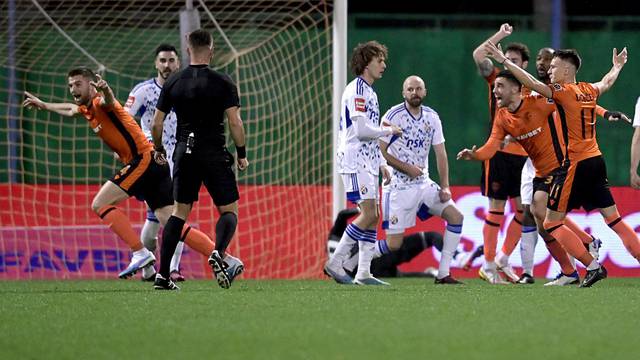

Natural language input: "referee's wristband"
[236,145,247,159]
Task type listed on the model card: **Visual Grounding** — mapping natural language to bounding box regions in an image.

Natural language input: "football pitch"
[1,278,639,360]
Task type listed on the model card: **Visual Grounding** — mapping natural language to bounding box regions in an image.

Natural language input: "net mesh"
[0,0,334,279]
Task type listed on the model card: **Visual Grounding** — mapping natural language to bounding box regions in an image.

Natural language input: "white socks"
[520,225,538,275]
[438,224,462,278]
[141,219,160,252]
[170,241,184,273]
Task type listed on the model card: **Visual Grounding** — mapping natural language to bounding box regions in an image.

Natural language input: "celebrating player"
[22,69,232,288]
[485,40,640,287]
[472,24,530,283]
[324,40,401,286]
[375,75,464,284]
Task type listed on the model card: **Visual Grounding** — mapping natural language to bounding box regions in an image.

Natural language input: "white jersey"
[124,78,178,168]
[337,77,382,174]
[633,96,640,128]
[381,103,445,187]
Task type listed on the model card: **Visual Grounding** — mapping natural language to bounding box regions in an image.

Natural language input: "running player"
[324,40,402,285]
[376,75,464,284]
[22,69,231,287]
[485,40,640,287]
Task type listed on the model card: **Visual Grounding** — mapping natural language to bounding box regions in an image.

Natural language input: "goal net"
[0,0,334,279]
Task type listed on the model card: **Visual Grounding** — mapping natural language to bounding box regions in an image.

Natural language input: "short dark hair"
[67,67,96,81]
[188,29,213,49]
[155,44,178,57]
[554,49,582,71]
[505,42,530,63]
[350,41,388,76]
[496,70,522,89]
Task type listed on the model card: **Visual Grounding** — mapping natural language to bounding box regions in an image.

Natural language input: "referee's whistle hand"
[238,158,249,171]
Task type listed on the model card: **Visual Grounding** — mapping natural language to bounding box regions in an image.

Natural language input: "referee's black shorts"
[172,143,240,206]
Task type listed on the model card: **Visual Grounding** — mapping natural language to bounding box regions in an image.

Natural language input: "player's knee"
[450,211,464,225]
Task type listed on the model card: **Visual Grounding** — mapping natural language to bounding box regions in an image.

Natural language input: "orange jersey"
[485,67,529,156]
[478,95,566,177]
[78,95,153,164]
[548,82,601,162]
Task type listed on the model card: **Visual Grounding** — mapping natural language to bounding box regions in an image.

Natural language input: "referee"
[152,29,248,290]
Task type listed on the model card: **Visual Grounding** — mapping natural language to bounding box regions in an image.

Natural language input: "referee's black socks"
[160,215,185,277]
[215,212,238,256]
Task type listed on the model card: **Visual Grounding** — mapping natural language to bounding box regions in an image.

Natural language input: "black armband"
[236,145,247,159]
[604,110,620,119]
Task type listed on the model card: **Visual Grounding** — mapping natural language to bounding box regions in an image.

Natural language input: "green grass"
[1,278,639,360]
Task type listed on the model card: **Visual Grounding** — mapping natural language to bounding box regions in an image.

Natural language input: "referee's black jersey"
[157,64,240,151]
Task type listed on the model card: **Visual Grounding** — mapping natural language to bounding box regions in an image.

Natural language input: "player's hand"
[153,151,167,165]
[22,91,46,110]
[439,187,452,203]
[390,125,403,136]
[90,74,109,92]
[604,110,631,123]
[484,41,507,64]
[456,146,477,160]
[612,47,628,70]
[380,165,392,185]
[500,135,515,149]
[404,164,423,179]
[498,23,513,36]
[237,157,249,171]
[631,172,640,190]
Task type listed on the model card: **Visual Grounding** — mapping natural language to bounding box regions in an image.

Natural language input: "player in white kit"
[125,44,182,281]
[324,41,402,285]
[377,75,464,284]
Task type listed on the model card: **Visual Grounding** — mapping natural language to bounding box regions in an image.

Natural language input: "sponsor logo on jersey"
[390,215,398,225]
[360,185,368,195]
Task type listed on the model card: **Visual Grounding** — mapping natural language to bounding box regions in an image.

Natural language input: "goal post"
[0,0,336,279]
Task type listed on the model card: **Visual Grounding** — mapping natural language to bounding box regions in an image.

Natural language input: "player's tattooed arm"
[473,23,513,77]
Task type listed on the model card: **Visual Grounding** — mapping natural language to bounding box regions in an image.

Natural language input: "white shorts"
[520,158,535,205]
[341,172,378,204]
[382,180,455,234]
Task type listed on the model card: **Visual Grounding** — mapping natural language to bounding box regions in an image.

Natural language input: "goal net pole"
[332,0,347,220]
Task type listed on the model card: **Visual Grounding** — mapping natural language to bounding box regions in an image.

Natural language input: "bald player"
[376,75,464,284]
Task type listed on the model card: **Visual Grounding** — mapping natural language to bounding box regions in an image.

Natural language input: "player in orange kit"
[485,39,640,287]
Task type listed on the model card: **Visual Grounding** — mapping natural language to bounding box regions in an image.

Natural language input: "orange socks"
[542,233,575,274]
[564,217,593,244]
[606,213,640,260]
[544,220,593,266]
[502,210,523,256]
[98,206,143,251]
[483,210,503,262]
[182,225,215,256]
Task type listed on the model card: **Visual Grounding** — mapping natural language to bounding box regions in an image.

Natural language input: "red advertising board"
[1,184,639,279]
